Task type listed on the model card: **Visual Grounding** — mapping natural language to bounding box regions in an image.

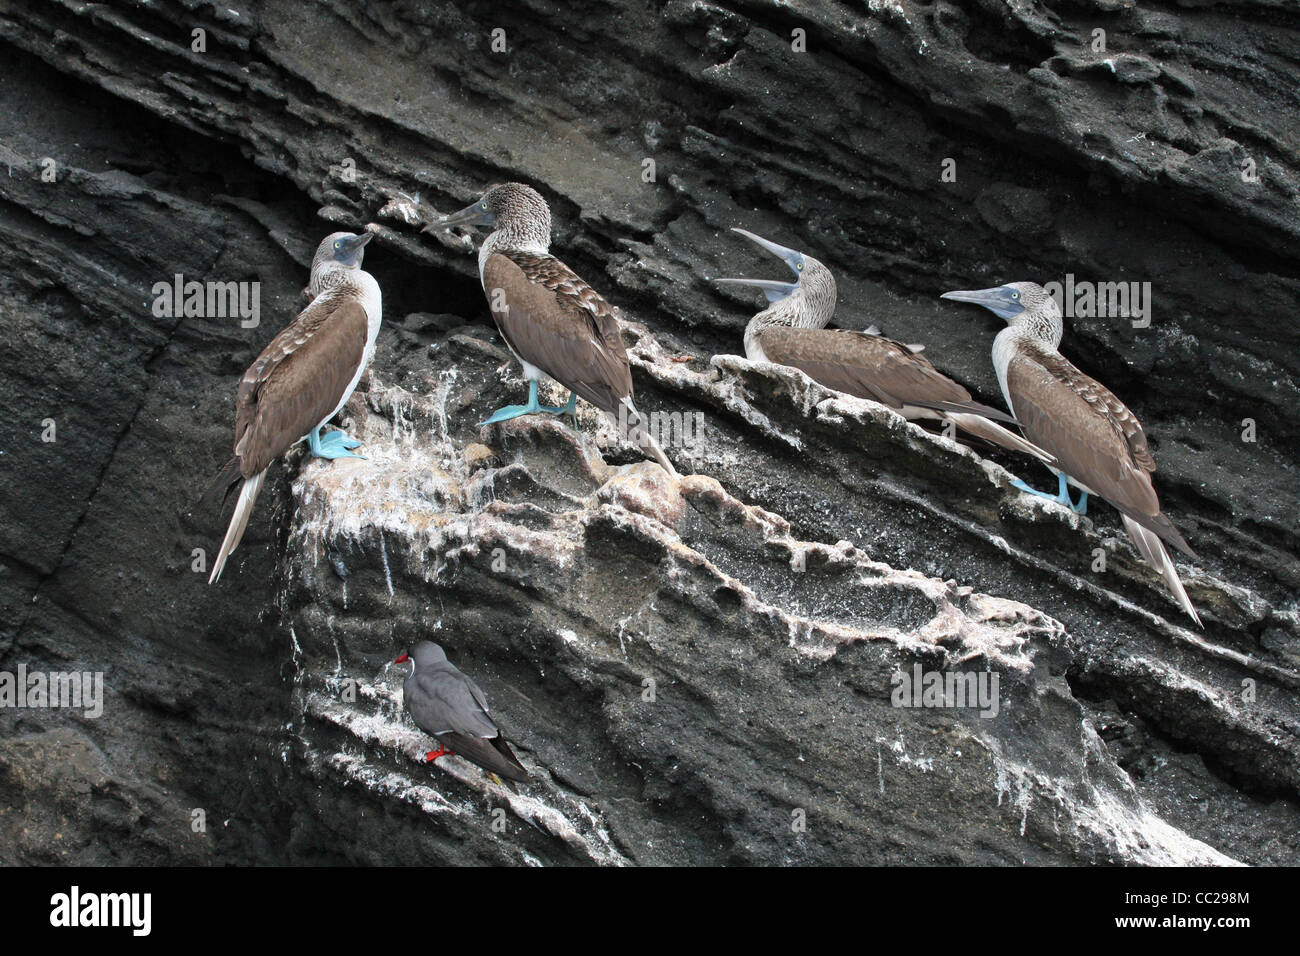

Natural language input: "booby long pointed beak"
[333,230,373,266]
[713,277,802,302]
[429,198,495,232]
[732,227,803,275]
[340,231,373,255]
[940,286,1022,320]
[714,227,804,303]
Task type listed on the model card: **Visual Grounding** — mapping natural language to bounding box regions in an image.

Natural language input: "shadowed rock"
[0,1,1297,865]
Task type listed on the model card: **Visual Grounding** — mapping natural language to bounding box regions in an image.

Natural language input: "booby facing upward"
[207,231,382,583]
[431,183,675,475]
[715,228,1053,463]
[941,282,1200,624]
[395,642,530,785]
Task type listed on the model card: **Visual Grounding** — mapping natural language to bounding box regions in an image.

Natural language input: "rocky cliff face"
[0,0,1296,865]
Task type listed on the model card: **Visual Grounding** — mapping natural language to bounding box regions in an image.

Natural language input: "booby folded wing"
[1006,347,1193,556]
[482,251,633,415]
[757,327,1016,423]
[232,295,370,475]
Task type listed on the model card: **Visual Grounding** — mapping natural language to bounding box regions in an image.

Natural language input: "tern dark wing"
[1007,345,1193,556]
[757,327,1016,424]
[405,665,530,783]
[406,667,500,739]
[435,732,531,783]
[481,251,633,414]
[231,295,369,476]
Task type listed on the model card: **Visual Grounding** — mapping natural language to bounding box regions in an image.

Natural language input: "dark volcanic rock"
[0,0,1296,864]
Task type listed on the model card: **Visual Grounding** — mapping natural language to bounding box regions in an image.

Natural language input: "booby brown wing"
[758,327,1015,423]
[407,668,530,783]
[232,295,370,476]
[1006,345,1193,556]
[482,251,633,415]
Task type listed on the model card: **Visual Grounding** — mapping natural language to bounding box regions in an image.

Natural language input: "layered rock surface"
[0,0,1296,864]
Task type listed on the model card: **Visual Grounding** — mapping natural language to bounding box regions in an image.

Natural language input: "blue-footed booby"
[395,642,530,785]
[206,231,382,583]
[941,282,1200,625]
[715,228,1053,463]
[430,183,676,475]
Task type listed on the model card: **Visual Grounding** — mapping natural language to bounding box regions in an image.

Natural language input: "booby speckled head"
[434,182,551,250]
[313,231,373,272]
[714,228,837,330]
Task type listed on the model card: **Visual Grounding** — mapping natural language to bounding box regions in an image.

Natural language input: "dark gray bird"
[207,231,381,583]
[394,642,530,784]
[430,182,676,475]
[941,281,1199,625]
[714,228,1053,464]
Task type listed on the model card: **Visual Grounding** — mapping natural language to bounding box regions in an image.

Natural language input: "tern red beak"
[394,653,410,664]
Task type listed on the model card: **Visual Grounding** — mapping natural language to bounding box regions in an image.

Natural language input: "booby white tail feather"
[632,424,678,479]
[619,398,680,479]
[943,412,1056,466]
[209,470,266,584]
[1122,515,1201,626]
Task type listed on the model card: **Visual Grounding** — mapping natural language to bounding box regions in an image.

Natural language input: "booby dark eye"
[797,262,804,271]
[1011,291,1020,299]
[334,240,342,250]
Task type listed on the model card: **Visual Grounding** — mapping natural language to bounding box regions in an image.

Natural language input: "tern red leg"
[424,746,454,763]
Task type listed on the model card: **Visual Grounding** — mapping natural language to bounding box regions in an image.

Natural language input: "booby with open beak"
[430,183,676,476]
[206,231,381,583]
[941,281,1200,625]
[715,228,1053,463]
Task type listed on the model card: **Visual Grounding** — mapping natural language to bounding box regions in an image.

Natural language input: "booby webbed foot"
[308,426,366,460]
[1012,472,1088,512]
[479,403,539,427]
[478,380,554,427]
[546,391,578,427]
[1010,477,1069,506]
[424,746,453,763]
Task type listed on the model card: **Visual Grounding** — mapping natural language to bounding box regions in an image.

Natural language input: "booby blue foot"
[545,392,578,427]
[308,426,366,460]
[478,404,536,426]
[479,381,552,427]
[1011,472,1075,508]
[1070,490,1089,515]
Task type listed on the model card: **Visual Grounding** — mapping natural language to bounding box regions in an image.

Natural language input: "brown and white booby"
[394,642,530,785]
[206,231,382,583]
[941,282,1200,624]
[430,183,676,475]
[714,228,1053,463]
